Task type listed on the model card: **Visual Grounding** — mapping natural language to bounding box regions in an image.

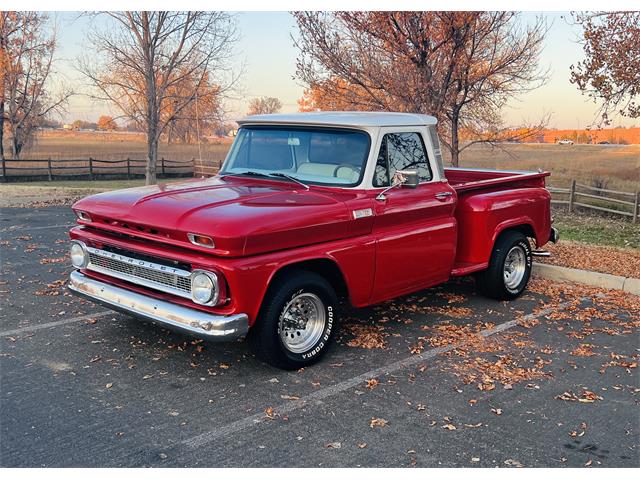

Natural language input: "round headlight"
[191,271,218,305]
[70,241,88,268]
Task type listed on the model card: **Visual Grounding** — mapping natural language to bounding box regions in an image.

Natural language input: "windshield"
[220,126,370,187]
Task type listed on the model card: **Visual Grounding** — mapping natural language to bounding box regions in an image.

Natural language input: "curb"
[532,262,640,296]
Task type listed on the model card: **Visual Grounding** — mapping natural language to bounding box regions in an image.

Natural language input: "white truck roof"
[237,111,438,128]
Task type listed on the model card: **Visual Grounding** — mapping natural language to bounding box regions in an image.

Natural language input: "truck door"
[370,129,457,302]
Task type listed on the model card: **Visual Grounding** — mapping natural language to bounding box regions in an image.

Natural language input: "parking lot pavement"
[1,206,638,467]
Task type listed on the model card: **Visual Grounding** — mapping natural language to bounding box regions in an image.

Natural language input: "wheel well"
[498,224,536,244]
[269,259,349,302]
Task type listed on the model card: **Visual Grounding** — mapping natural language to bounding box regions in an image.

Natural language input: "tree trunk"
[0,100,4,161]
[146,130,158,185]
[144,41,158,185]
[11,128,20,159]
[450,111,460,168]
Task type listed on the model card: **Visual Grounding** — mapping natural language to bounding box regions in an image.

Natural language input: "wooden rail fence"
[547,180,639,223]
[0,157,200,182]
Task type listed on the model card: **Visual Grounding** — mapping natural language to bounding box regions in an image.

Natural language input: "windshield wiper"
[222,170,310,190]
[222,170,271,178]
[268,172,310,190]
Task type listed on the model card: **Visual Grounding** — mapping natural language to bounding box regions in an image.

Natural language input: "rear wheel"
[248,271,338,370]
[476,231,532,300]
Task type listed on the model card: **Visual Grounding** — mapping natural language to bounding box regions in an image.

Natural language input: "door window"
[373,132,432,187]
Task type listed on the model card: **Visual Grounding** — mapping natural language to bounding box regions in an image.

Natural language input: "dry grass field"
[10,130,640,192]
[448,143,640,192]
[25,130,231,163]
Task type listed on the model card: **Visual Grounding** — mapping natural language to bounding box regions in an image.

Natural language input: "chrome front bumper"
[68,271,248,340]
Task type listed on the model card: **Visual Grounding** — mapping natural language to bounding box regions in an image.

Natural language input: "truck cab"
[68,112,557,369]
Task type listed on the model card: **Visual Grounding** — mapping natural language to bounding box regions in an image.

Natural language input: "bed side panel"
[454,187,552,266]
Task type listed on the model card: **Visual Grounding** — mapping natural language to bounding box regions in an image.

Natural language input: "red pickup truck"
[68,112,558,369]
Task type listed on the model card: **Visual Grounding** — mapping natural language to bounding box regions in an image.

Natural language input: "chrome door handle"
[435,191,453,200]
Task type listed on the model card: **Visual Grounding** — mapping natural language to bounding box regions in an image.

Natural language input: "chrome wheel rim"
[278,293,326,353]
[503,245,527,290]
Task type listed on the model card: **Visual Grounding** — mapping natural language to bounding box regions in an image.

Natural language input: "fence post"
[192,157,196,177]
[161,157,165,176]
[633,191,639,224]
[88,157,94,180]
[568,179,576,213]
[126,158,131,179]
[47,157,52,181]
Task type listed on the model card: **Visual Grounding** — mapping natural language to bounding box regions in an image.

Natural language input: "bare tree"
[247,96,282,115]
[570,12,640,125]
[80,12,238,184]
[294,12,548,166]
[0,12,71,159]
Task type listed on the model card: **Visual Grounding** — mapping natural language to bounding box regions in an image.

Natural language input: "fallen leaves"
[555,389,603,403]
[599,352,638,373]
[570,344,597,357]
[39,257,66,265]
[344,324,388,350]
[569,422,588,437]
[478,382,495,391]
[435,292,467,304]
[35,279,66,296]
[365,378,379,390]
[325,442,342,449]
[539,240,640,279]
[370,417,389,428]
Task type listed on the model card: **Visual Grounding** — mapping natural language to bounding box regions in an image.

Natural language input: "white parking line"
[181,299,577,449]
[0,311,112,337]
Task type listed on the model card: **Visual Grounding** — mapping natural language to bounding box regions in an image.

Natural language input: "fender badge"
[352,208,374,219]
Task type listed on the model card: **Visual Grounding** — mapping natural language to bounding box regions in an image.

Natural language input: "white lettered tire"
[249,270,338,370]
[475,230,532,300]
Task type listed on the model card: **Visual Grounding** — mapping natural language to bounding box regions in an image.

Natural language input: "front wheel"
[248,271,338,370]
[475,231,532,300]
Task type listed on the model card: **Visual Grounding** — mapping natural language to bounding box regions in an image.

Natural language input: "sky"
[50,11,636,130]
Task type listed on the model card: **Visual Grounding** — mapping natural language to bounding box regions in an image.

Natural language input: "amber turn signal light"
[187,233,215,248]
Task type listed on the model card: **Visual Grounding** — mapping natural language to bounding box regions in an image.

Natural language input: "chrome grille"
[85,246,192,299]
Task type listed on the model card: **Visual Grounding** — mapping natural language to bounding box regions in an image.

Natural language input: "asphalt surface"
[1,205,638,468]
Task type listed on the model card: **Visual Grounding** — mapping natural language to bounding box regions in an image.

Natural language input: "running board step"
[531,250,551,257]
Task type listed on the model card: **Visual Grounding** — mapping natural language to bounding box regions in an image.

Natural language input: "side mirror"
[394,169,419,189]
[376,169,420,201]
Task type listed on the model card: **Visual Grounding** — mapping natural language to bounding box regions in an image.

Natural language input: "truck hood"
[72,176,358,256]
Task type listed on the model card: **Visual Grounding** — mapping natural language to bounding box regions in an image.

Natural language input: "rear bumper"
[68,271,248,340]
